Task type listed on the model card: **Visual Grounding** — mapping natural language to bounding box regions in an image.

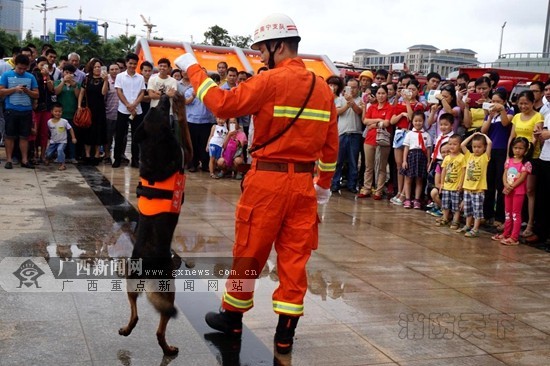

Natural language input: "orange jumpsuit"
[187,58,338,316]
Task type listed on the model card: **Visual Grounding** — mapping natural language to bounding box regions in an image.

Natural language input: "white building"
[353,44,478,76]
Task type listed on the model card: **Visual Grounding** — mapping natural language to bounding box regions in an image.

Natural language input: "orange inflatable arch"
[135,38,339,79]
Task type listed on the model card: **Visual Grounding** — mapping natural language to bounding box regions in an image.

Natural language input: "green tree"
[0,29,20,56]
[113,34,136,54]
[231,35,252,49]
[203,25,231,47]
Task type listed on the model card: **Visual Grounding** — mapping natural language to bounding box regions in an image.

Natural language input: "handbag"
[393,129,407,149]
[376,127,391,147]
[73,86,92,128]
[73,106,92,128]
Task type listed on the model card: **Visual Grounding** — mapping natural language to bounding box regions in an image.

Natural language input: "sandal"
[210,173,220,179]
[456,225,471,233]
[436,219,449,227]
[500,237,519,246]
[464,229,479,238]
[449,222,460,230]
[521,227,534,238]
[491,233,505,241]
[58,165,66,171]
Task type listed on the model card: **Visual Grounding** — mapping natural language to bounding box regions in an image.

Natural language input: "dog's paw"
[162,345,179,356]
[118,327,132,337]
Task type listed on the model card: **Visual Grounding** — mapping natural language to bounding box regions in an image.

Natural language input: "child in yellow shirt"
[458,132,493,237]
[437,134,466,230]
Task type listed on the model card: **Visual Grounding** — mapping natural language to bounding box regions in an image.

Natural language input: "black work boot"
[274,315,299,354]
[205,309,243,337]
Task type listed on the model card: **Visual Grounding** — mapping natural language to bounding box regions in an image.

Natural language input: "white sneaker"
[390,196,403,205]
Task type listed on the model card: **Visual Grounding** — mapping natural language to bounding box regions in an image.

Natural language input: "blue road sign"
[55,19,98,42]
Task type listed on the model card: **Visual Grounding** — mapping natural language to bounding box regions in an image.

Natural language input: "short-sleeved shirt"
[48,118,72,143]
[442,153,466,191]
[0,69,38,111]
[54,80,81,119]
[403,129,432,150]
[468,108,486,131]
[487,108,514,149]
[512,112,544,158]
[335,95,363,135]
[148,74,179,111]
[540,114,550,162]
[462,150,490,191]
[393,101,424,129]
[115,71,146,115]
[504,158,532,195]
[364,102,393,146]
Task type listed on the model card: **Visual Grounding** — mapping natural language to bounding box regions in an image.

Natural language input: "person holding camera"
[389,79,425,205]
[463,77,492,138]
[480,90,514,229]
[32,56,56,164]
[331,78,363,193]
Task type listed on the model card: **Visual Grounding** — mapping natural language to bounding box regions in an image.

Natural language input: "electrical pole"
[499,21,507,58]
[35,0,67,39]
[544,0,550,55]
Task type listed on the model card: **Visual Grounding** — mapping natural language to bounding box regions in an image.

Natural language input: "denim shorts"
[209,144,223,159]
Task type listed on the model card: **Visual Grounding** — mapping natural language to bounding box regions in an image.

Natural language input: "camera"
[482,102,494,110]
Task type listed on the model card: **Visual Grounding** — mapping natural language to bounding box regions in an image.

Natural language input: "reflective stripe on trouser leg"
[273,300,304,316]
[222,291,254,311]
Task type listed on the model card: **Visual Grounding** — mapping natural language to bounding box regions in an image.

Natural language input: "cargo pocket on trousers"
[235,204,254,247]
[310,214,321,250]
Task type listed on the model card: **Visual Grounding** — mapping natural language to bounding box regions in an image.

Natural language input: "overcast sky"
[24,0,549,66]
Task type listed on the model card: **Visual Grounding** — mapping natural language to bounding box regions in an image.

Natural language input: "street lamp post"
[35,0,67,39]
[499,21,507,58]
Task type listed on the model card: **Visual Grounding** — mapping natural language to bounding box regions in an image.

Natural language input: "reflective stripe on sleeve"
[197,78,217,102]
[318,160,336,172]
[273,106,331,122]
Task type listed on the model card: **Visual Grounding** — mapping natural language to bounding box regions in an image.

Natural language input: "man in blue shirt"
[0,55,39,169]
[184,83,214,172]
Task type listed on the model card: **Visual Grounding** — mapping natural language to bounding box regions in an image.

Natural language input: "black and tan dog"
[118,94,192,355]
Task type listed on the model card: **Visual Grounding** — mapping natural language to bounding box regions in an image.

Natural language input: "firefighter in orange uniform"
[176,13,338,354]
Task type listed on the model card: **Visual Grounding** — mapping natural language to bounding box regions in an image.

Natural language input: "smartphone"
[468,92,482,106]
[392,63,404,71]
[458,83,467,91]
[229,124,236,132]
[344,86,352,95]
[100,66,107,73]
[482,102,494,110]
[427,90,441,104]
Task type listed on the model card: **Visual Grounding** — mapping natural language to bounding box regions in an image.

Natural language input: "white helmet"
[251,13,301,50]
